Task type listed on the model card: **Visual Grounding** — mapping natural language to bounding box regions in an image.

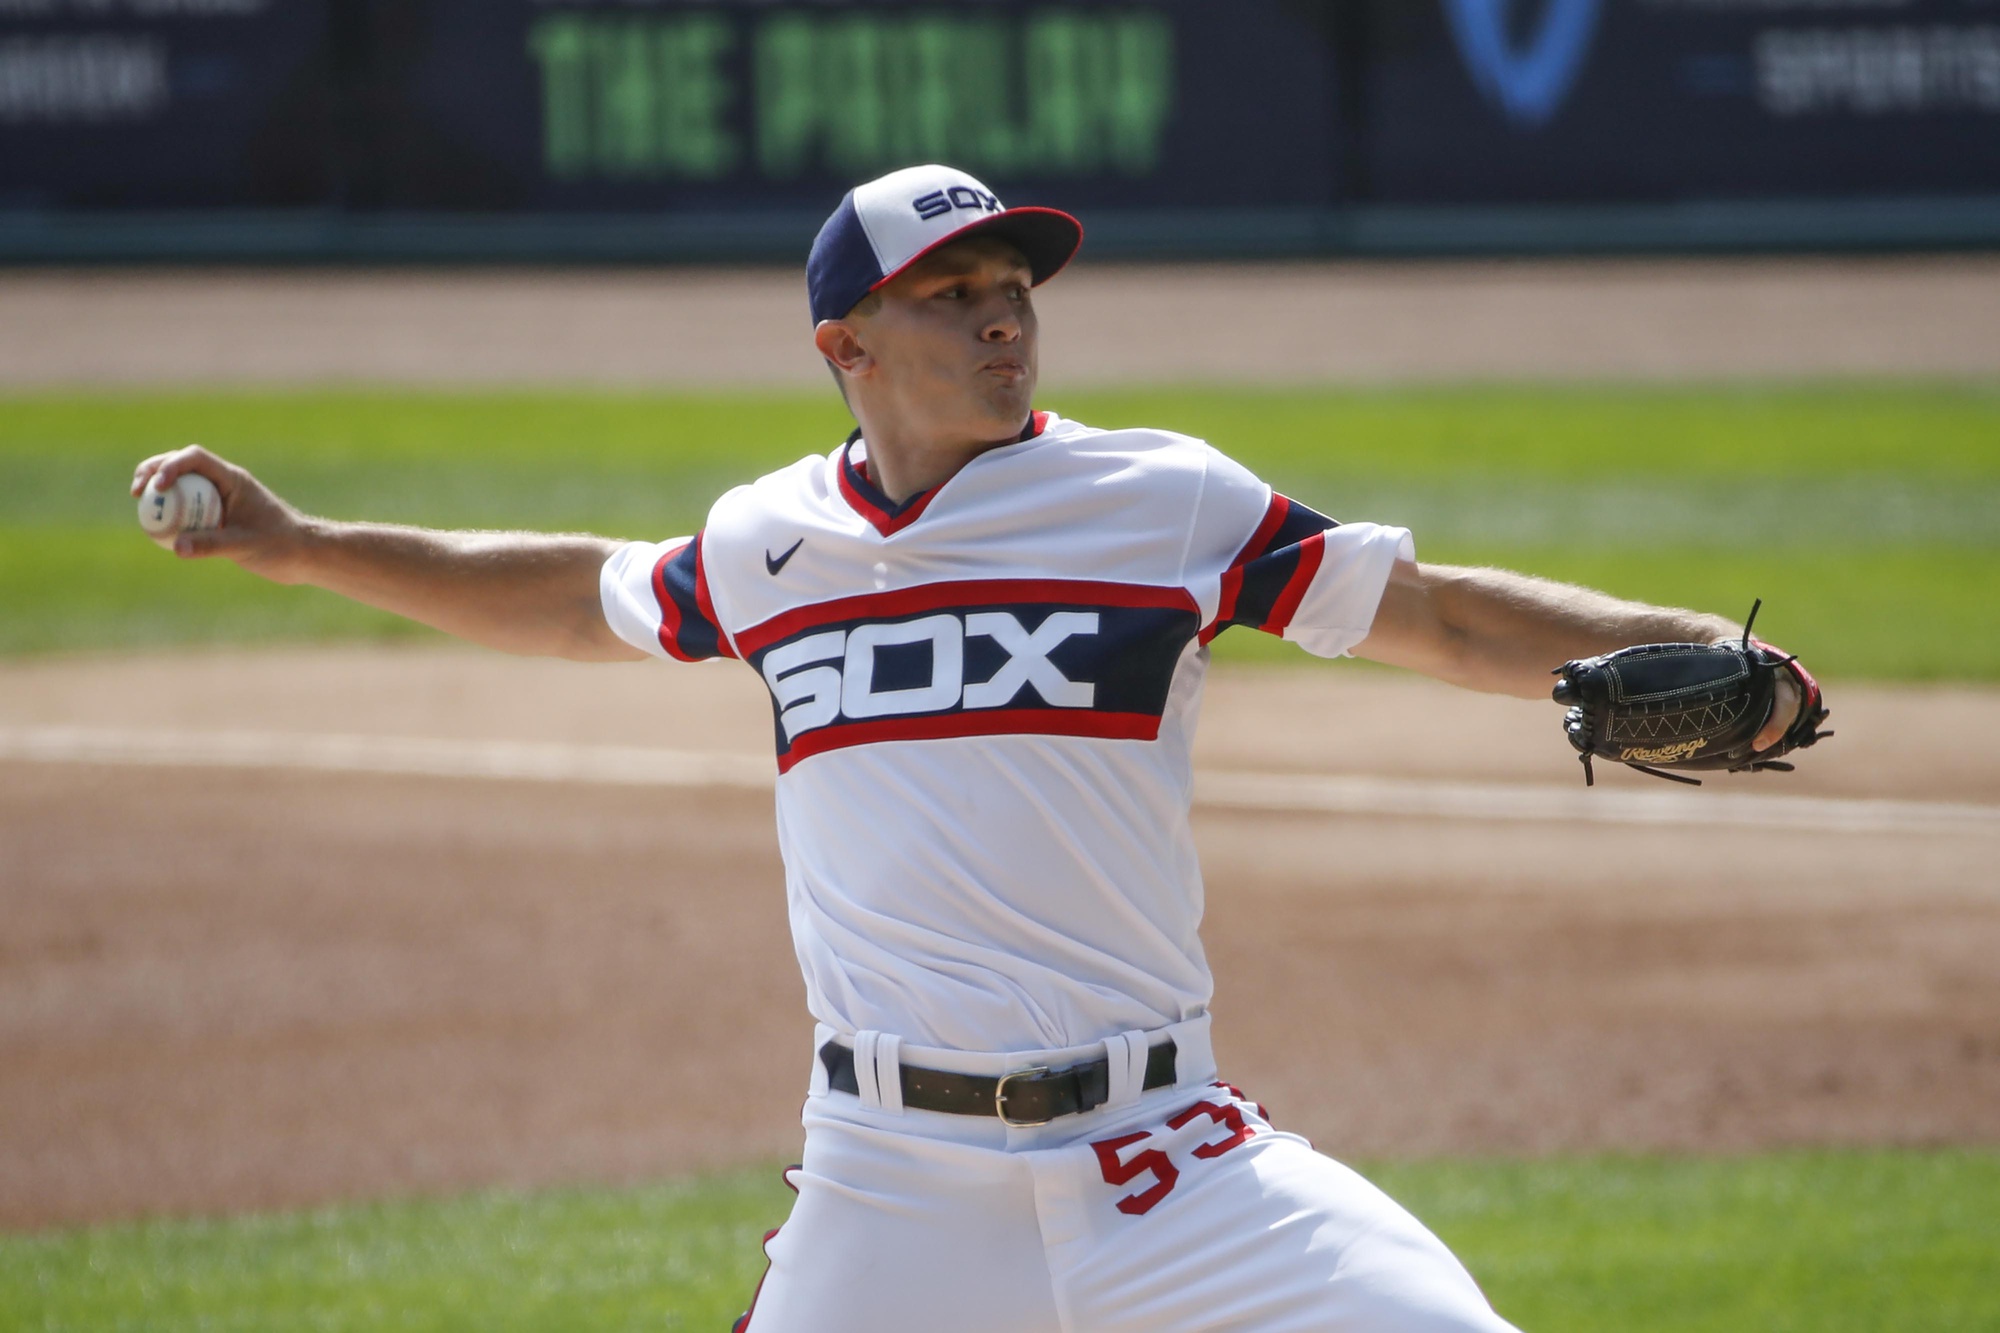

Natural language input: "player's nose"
[979,300,1022,343]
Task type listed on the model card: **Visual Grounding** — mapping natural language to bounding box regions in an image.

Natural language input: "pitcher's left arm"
[1352,559,1802,751]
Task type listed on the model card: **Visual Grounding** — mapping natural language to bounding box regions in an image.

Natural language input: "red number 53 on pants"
[1090,1086,1266,1216]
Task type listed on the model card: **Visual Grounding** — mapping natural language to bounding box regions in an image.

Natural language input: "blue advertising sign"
[1364,0,2000,202]
[0,0,330,209]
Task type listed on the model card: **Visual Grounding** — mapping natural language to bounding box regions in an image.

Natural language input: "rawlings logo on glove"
[1619,738,1709,765]
[1551,600,1833,786]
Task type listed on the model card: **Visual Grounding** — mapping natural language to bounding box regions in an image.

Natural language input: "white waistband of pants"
[808,1012,1215,1100]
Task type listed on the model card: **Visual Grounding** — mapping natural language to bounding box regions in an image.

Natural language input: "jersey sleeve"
[1189,448,1413,660]
[599,534,738,662]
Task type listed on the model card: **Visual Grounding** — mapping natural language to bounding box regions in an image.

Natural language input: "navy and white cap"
[807,164,1082,326]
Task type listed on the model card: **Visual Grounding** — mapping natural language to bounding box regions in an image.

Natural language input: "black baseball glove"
[1551,602,1832,786]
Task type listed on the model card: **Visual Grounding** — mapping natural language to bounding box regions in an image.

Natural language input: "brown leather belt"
[819,1038,1179,1127]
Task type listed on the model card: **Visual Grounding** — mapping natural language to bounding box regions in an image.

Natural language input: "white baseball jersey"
[601,411,1412,1055]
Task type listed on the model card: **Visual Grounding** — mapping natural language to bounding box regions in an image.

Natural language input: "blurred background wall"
[3,0,1998,262]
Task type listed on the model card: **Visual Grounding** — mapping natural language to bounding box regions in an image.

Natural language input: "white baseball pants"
[735,1020,1520,1333]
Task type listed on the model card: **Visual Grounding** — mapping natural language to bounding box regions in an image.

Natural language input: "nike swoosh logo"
[765,538,804,576]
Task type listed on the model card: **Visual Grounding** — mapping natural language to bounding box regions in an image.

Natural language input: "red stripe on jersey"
[1199,569,1243,647]
[650,540,697,662]
[838,415,1050,537]
[735,579,1199,658]
[837,447,942,537]
[1263,531,1325,635]
[1234,492,1292,569]
[875,486,940,535]
[836,448,892,533]
[1200,492,1291,644]
[692,538,738,659]
[777,708,1163,774]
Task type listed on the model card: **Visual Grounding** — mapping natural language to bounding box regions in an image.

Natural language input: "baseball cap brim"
[865,206,1083,301]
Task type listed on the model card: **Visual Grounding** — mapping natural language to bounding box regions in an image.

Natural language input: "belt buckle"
[994,1066,1053,1127]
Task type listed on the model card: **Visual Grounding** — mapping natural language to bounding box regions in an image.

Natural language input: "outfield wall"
[3,0,1999,261]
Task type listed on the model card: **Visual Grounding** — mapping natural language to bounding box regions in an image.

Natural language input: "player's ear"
[814,319,873,380]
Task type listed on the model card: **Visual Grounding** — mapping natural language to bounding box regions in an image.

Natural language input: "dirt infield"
[8,255,2000,387]
[3,648,1996,1230]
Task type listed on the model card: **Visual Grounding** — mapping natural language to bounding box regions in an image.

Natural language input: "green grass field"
[5,384,1997,676]
[5,385,1995,1325]
[5,1149,1995,1332]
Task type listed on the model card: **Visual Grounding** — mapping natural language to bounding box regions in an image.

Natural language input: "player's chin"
[973,372,1035,426]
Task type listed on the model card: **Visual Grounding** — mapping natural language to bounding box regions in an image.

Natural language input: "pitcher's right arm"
[134,445,643,663]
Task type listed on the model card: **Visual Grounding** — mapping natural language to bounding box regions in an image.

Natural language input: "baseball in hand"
[138,472,224,549]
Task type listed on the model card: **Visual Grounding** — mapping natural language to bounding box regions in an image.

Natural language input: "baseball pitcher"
[132,165,1826,1332]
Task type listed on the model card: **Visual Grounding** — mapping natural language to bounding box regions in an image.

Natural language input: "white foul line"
[1193,769,1998,837]
[1,725,1995,838]
[0,726,775,792]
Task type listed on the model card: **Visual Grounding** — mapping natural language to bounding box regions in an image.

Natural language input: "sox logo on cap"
[806,164,1083,326]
